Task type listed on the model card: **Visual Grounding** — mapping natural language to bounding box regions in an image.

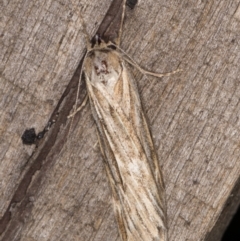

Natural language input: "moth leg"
[111,43,182,78]
[124,55,182,78]
[68,94,88,118]
[139,68,182,78]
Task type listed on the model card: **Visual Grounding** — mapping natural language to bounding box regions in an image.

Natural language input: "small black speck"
[193,179,199,185]
[21,128,37,145]
[127,0,138,9]
[59,35,64,45]
[185,220,191,226]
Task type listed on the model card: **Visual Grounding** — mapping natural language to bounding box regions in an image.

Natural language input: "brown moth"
[82,39,167,240]
[69,1,181,240]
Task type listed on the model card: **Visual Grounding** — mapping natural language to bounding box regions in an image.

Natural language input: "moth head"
[90,34,117,51]
[91,34,102,48]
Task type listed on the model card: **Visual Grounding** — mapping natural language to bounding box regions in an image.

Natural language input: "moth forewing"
[83,43,167,241]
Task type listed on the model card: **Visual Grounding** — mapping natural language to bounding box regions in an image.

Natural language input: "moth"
[69,1,180,240]
[83,38,168,241]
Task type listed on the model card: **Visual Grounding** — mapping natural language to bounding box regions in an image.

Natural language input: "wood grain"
[0,0,240,240]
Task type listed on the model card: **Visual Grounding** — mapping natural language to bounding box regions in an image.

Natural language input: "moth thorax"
[86,50,122,91]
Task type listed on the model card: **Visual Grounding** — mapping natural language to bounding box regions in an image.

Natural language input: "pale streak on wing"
[84,49,167,241]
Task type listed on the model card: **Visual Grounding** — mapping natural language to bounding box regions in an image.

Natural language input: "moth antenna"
[64,1,94,149]
[67,50,89,141]
[69,0,91,49]
[111,43,182,78]
[116,0,127,46]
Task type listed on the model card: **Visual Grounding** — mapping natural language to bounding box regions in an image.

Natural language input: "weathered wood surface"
[0,0,240,240]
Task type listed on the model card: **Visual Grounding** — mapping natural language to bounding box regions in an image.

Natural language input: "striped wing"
[84,49,167,241]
